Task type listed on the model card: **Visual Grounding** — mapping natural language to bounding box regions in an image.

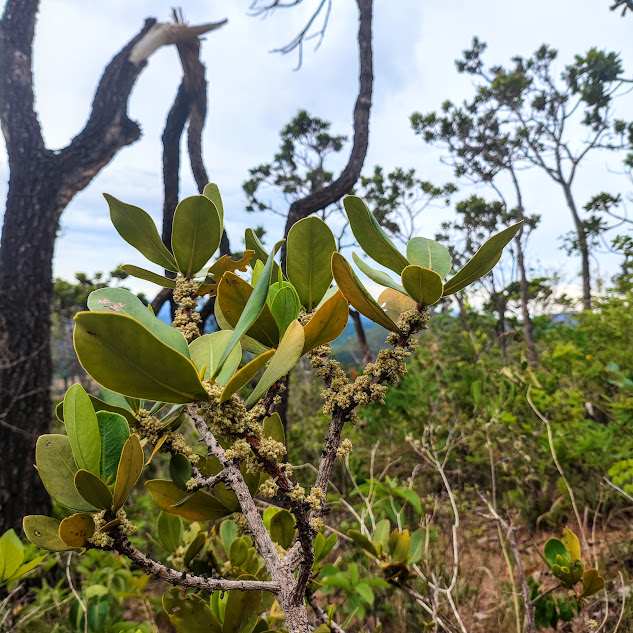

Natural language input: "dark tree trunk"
[349,309,372,366]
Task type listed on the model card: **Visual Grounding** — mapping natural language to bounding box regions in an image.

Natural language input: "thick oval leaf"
[302,289,349,355]
[23,516,70,552]
[229,537,248,566]
[348,530,379,558]
[344,196,409,274]
[163,587,222,633]
[544,538,569,567]
[74,312,207,404]
[36,435,95,512]
[220,350,275,403]
[170,453,193,491]
[88,287,189,357]
[263,412,285,446]
[331,253,399,332]
[287,216,336,309]
[74,469,113,509]
[214,241,283,376]
[202,182,225,226]
[214,300,270,355]
[97,411,130,482]
[245,320,305,408]
[580,569,605,598]
[406,237,452,278]
[443,222,523,295]
[63,384,101,476]
[59,513,95,548]
[270,509,296,549]
[172,195,222,277]
[57,395,137,428]
[562,527,582,561]
[157,512,184,552]
[388,528,410,563]
[217,272,279,349]
[146,480,233,521]
[184,532,207,566]
[401,265,444,306]
[378,288,417,323]
[189,331,242,385]
[112,434,144,509]
[352,252,405,294]
[120,265,177,288]
[104,194,177,271]
[270,286,300,338]
[223,574,263,633]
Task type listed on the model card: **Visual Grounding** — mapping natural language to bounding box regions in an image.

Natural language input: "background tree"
[448,38,633,310]
[0,1,226,531]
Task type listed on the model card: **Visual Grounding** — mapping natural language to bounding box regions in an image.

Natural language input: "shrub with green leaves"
[22,185,518,633]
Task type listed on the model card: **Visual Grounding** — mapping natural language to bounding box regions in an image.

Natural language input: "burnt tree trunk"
[0,1,226,531]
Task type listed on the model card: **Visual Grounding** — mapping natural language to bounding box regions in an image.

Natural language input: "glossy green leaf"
[229,538,248,566]
[245,320,305,408]
[220,349,275,403]
[23,516,70,552]
[331,253,399,332]
[97,411,130,482]
[443,222,522,295]
[170,453,193,491]
[100,387,134,411]
[88,287,189,357]
[270,286,300,337]
[286,216,336,309]
[352,252,405,294]
[580,569,605,597]
[36,435,95,511]
[74,312,207,404]
[544,538,569,567]
[56,394,137,428]
[217,272,279,349]
[251,259,265,287]
[112,434,144,510]
[63,384,101,476]
[344,195,409,274]
[163,587,222,633]
[146,480,233,521]
[0,529,23,581]
[184,532,207,566]
[270,509,296,549]
[214,241,283,376]
[157,512,184,552]
[302,289,349,355]
[203,183,225,226]
[59,513,95,548]
[74,469,113,510]
[189,331,242,385]
[406,237,452,278]
[377,288,417,323]
[223,575,263,633]
[172,195,222,277]
[105,194,177,271]
[120,265,177,288]
[263,412,285,446]
[401,265,444,306]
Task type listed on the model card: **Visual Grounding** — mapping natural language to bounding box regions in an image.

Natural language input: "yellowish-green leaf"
[172,195,222,277]
[0,529,24,581]
[8,555,47,582]
[302,289,349,355]
[287,216,336,309]
[214,300,270,355]
[74,311,207,404]
[562,527,581,561]
[23,516,70,552]
[36,435,95,512]
[406,237,452,278]
[59,513,95,548]
[63,383,101,476]
[270,285,300,337]
[74,469,113,510]
[223,575,263,633]
[112,434,144,510]
[202,183,225,226]
[146,480,233,521]
[121,265,177,288]
[157,512,183,553]
[220,350,275,403]
[104,194,177,271]
[189,331,242,385]
[580,569,605,598]
[344,195,409,274]
[163,587,222,633]
[401,265,444,306]
[377,288,417,323]
[184,532,206,566]
[245,320,305,408]
[263,412,285,446]
[443,222,523,295]
[331,253,399,332]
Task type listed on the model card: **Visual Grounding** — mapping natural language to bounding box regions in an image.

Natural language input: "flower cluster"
[137,409,199,465]
[172,276,202,343]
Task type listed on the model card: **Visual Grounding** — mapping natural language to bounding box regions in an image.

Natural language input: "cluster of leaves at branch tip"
[19,182,518,632]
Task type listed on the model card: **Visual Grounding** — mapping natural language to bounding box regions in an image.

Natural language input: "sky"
[1,0,632,301]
